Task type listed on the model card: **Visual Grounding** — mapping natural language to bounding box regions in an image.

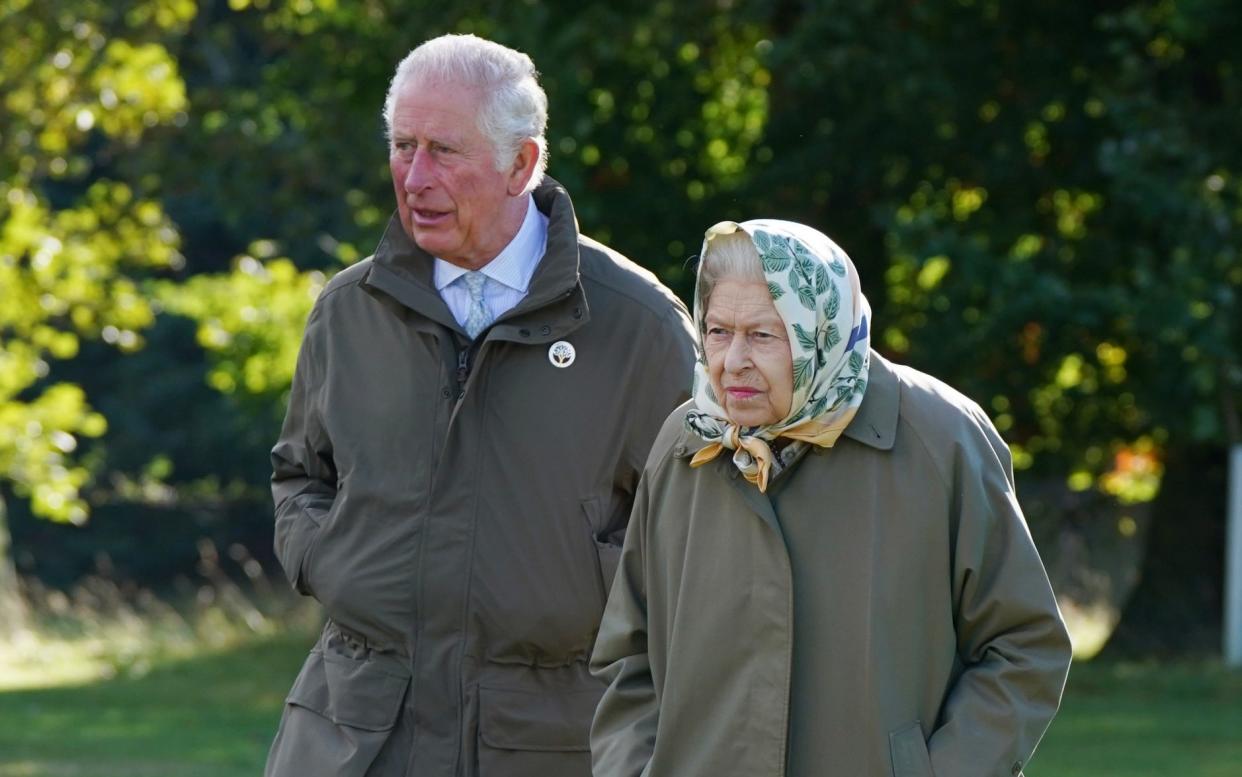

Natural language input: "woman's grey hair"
[697,229,766,314]
[383,34,548,193]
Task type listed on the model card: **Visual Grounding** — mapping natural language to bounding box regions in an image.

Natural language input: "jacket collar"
[673,349,899,459]
[363,177,591,342]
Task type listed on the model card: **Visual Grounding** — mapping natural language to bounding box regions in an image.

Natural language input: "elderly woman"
[590,220,1072,777]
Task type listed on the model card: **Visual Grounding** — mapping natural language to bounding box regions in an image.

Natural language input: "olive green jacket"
[591,352,1072,777]
[266,179,696,777]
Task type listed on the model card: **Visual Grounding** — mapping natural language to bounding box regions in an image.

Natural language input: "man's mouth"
[410,206,451,226]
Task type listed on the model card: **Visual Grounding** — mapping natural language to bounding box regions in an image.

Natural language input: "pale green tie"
[462,271,490,339]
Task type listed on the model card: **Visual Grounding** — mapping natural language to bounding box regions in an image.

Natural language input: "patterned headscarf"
[685,220,872,492]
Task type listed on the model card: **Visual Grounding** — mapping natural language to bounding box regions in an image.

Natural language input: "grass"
[2,613,1240,775]
[0,546,323,777]
[1028,659,1242,776]
[0,633,315,777]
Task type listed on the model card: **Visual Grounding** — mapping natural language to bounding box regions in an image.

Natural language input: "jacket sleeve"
[590,476,659,777]
[928,410,1073,776]
[271,303,337,598]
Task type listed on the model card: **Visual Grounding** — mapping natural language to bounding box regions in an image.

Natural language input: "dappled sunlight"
[1058,597,1118,660]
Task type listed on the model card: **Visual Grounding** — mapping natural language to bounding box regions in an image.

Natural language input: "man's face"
[388,77,525,269]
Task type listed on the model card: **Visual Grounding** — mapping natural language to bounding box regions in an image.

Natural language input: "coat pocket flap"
[478,685,600,752]
[889,720,934,777]
[287,649,410,732]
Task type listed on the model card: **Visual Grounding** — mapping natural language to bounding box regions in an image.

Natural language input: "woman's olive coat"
[265,179,696,777]
[591,352,1072,777]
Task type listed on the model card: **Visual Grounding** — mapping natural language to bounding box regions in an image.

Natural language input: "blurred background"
[1,0,1239,775]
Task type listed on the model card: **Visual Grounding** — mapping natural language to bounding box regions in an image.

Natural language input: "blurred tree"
[0,0,193,630]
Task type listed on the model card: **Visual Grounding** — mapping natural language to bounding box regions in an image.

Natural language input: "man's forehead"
[390,79,483,130]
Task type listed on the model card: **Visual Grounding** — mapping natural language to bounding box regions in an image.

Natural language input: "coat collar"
[362,177,590,343]
[837,350,898,451]
[673,350,899,459]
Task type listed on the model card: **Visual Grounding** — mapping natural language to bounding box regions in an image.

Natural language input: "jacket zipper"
[455,347,471,399]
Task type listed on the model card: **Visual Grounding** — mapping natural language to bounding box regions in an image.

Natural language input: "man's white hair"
[383,34,549,193]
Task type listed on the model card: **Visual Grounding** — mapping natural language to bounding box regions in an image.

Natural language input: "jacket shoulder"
[317,258,373,303]
[577,236,688,323]
[643,399,696,474]
[887,358,1010,471]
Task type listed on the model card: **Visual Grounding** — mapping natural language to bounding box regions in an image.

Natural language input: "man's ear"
[505,138,541,195]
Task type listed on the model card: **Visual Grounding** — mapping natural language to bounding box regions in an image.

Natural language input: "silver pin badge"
[548,340,576,368]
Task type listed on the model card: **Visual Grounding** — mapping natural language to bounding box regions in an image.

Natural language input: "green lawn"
[1028,660,1242,777]
[1,637,1240,776]
[0,632,315,777]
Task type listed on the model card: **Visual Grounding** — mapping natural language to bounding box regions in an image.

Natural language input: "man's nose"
[403,149,433,192]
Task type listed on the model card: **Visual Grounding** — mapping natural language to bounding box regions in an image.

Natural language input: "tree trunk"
[0,492,29,639]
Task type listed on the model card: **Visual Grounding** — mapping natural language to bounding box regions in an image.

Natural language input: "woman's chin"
[725,408,778,428]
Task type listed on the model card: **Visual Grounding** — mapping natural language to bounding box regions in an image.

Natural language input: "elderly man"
[265,34,696,777]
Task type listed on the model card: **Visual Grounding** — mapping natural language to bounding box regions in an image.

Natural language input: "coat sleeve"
[927,410,1073,776]
[271,303,337,598]
[590,475,659,777]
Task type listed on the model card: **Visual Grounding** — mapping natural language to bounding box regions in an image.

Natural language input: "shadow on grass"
[0,632,315,777]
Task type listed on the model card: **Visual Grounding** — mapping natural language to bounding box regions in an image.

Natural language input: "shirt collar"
[433,195,548,292]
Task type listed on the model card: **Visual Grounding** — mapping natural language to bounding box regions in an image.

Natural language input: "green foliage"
[0,0,189,521]
[156,248,325,405]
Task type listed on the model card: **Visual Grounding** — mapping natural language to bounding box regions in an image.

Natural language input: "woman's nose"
[723,335,751,373]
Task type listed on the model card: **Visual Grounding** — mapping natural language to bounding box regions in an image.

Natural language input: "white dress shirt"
[433,196,549,331]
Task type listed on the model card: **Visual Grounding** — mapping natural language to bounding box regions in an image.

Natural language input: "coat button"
[673,445,686,457]
[441,388,451,398]
[540,325,552,335]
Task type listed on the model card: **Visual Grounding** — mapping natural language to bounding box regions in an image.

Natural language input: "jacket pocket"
[274,497,330,597]
[476,684,598,777]
[265,643,410,777]
[581,496,623,605]
[889,720,934,777]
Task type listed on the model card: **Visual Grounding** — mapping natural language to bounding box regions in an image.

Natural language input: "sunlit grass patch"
[0,541,321,691]
[0,630,314,777]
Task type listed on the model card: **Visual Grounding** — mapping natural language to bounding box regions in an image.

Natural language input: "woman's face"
[703,278,794,427]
